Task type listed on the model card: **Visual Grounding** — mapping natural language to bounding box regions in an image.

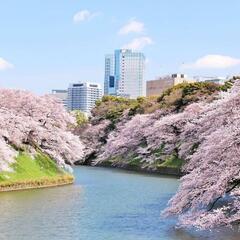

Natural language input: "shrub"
[72,110,88,126]
[157,82,221,111]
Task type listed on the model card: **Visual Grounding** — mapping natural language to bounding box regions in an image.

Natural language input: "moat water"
[0,166,239,240]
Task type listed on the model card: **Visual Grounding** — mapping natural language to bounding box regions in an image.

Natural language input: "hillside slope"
[0,151,73,192]
[77,79,234,174]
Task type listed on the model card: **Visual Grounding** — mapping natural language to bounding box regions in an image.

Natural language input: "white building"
[104,49,146,99]
[194,76,227,85]
[51,89,68,108]
[67,82,102,114]
[171,73,195,85]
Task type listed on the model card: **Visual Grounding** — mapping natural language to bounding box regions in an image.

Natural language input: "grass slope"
[159,155,183,168]
[0,152,74,191]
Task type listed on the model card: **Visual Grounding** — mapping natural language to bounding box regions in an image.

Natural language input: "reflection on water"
[168,227,240,240]
[0,166,239,240]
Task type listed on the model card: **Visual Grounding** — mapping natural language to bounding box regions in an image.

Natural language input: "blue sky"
[0,0,239,94]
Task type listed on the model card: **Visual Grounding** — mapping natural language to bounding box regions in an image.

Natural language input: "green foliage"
[127,156,142,167]
[101,95,130,103]
[92,96,139,122]
[91,82,223,124]
[219,79,235,92]
[152,144,165,158]
[73,110,88,126]
[91,80,237,125]
[91,95,159,123]
[157,82,221,111]
[159,155,183,169]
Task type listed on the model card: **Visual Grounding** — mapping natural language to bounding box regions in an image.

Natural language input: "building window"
[109,76,115,88]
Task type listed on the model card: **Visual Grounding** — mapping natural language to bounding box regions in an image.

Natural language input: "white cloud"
[122,37,153,50]
[0,58,13,71]
[182,54,240,69]
[118,19,144,35]
[73,10,99,23]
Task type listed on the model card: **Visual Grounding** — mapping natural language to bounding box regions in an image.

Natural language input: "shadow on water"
[167,226,240,240]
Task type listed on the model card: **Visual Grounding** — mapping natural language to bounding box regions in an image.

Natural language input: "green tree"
[73,110,88,126]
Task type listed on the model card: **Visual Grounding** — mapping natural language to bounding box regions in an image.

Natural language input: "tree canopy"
[0,89,84,171]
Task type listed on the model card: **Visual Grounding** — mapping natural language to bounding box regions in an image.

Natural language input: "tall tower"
[115,49,145,98]
[104,49,146,98]
[104,54,115,95]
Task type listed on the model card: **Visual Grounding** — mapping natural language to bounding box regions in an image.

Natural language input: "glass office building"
[104,49,146,98]
[104,54,115,95]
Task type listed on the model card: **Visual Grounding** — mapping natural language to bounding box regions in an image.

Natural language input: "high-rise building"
[104,49,146,99]
[67,82,102,114]
[104,54,115,95]
[51,89,68,108]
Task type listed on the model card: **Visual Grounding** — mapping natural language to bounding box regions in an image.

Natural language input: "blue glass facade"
[104,49,145,98]
[109,76,115,88]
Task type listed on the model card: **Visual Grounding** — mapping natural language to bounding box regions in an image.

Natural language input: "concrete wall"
[146,77,174,96]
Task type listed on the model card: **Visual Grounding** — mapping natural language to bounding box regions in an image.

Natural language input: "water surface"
[0,166,239,240]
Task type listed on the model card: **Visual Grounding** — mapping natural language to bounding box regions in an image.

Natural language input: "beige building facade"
[146,74,195,96]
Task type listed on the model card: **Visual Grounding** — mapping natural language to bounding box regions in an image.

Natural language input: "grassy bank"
[0,152,74,192]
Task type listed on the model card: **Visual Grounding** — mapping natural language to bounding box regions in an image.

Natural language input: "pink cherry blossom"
[0,89,84,171]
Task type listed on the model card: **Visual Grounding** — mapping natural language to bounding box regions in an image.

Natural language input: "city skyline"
[0,0,239,94]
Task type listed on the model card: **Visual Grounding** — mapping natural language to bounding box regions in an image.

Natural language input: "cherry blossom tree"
[0,89,84,171]
[97,105,203,168]
[0,136,17,172]
[97,113,152,163]
[0,89,73,129]
[94,78,240,229]
[77,119,111,162]
[164,79,240,230]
